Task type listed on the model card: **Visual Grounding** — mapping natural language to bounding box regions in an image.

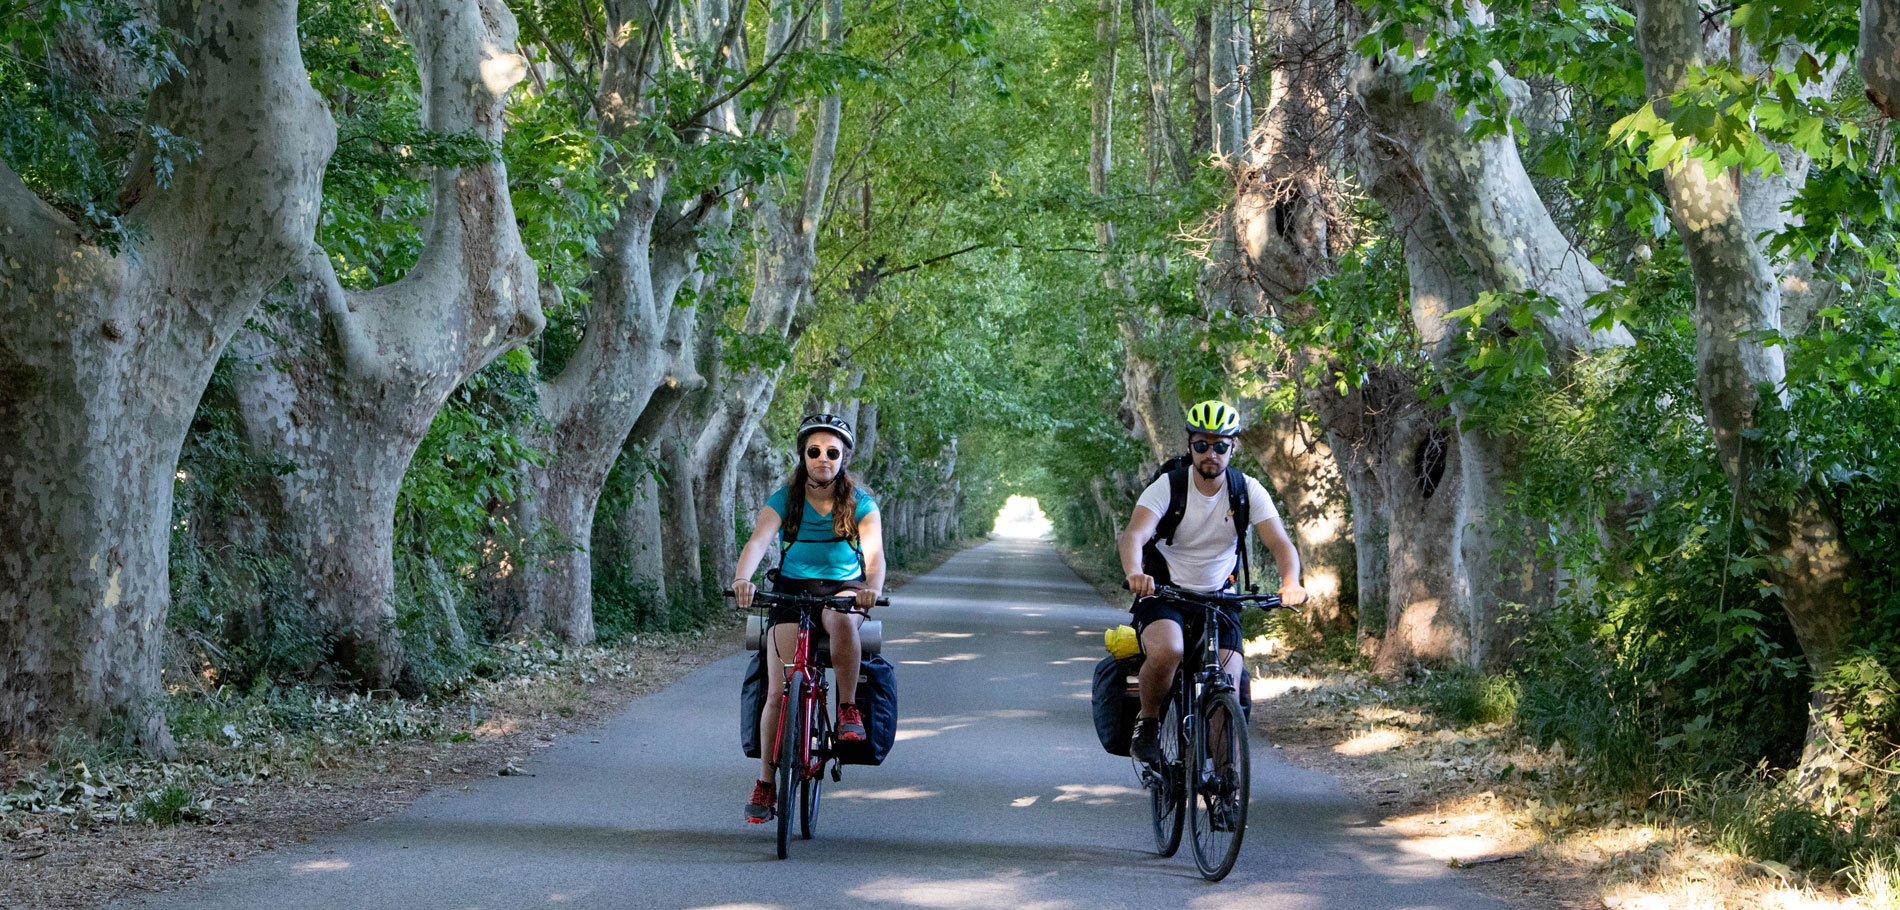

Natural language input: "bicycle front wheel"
[1187,689,1250,881]
[1146,695,1185,856]
[776,671,807,859]
[800,680,829,840]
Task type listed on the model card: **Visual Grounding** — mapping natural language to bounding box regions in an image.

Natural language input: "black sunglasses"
[806,446,844,461]
[1191,440,1233,455]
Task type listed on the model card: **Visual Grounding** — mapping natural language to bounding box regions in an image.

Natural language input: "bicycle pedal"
[830,766,842,782]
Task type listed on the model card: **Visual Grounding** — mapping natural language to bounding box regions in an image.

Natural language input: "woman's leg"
[758,621,800,782]
[821,607,864,706]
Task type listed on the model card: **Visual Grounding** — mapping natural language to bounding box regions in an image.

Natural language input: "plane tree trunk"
[1864,0,1900,119]
[1633,0,1867,797]
[499,0,744,641]
[692,0,845,588]
[1349,39,1632,666]
[0,0,334,755]
[226,0,545,688]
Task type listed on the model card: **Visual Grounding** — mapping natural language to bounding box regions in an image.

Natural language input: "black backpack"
[1140,456,1253,590]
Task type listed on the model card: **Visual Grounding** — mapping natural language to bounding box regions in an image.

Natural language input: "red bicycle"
[731,589,886,858]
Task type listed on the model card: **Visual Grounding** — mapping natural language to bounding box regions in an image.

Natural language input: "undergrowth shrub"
[1416,666,1518,726]
[134,785,200,826]
[1686,773,1876,874]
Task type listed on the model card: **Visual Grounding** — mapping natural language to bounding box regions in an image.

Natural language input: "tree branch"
[677,0,816,130]
[522,12,600,118]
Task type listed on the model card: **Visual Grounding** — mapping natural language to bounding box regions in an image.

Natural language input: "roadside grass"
[1249,653,1900,910]
[0,629,730,842]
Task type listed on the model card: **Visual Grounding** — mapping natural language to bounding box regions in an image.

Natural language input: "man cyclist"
[1118,400,1307,764]
[730,413,886,823]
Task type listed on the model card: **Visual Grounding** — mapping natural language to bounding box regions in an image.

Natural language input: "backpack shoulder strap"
[1155,463,1192,545]
[778,485,803,564]
[1227,467,1252,590]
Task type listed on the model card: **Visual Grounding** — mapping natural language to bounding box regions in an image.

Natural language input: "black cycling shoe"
[1130,717,1162,764]
[1203,769,1240,830]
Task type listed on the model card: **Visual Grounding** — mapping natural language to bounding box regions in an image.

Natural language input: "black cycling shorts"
[767,575,867,628]
[1131,596,1242,654]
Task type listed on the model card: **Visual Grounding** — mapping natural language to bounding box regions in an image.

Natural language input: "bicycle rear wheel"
[800,679,829,840]
[1187,689,1250,881]
[1146,695,1185,856]
[776,672,807,859]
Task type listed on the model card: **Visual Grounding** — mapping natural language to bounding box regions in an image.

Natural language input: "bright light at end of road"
[992,495,1052,538]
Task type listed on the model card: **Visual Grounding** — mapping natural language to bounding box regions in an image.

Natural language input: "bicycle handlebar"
[1123,581,1298,613]
[723,589,889,610]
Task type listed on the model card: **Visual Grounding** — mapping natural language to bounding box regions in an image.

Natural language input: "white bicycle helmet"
[795,413,856,450]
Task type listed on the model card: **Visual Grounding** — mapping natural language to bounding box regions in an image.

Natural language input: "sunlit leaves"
[1608,61,1861,181]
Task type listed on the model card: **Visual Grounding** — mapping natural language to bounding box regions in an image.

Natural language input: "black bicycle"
[728,589,886,859]
[1133,584,1295,881]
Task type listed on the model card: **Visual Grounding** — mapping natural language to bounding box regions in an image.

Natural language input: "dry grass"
[1250,664,1884,910]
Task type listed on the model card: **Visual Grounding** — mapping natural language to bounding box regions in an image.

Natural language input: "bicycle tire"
[1188,689,1250,881]
[800,678,828,840]
[1146,694,1186,856]
[776,671,806,859]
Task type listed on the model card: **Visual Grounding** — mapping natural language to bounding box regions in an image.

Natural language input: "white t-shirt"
[1135,471,1280,593]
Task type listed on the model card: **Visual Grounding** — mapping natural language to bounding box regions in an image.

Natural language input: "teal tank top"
[766,486,877,581]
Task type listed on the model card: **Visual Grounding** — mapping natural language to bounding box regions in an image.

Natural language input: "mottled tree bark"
[1351,55,1629,354]
[0,0,334,755]
[1216,1,1356,630]
[1634,0,1868,794]
[1244,410,1353,628]
[590,198,722,619]
[1372,402,1466,675]
[1864,0,1900,119]
[228,0,545,688]
[1350,41,1632,665]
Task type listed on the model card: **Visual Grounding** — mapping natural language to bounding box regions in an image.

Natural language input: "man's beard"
[1195,460,1223,480]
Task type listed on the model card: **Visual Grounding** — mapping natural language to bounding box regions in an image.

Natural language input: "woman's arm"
[855,509,886,609]
[730,505,783,608]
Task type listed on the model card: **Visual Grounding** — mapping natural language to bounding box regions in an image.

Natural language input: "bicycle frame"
[772,603,845,784]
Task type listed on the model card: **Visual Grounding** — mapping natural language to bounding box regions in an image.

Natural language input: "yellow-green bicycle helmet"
[1185,400,1241,436]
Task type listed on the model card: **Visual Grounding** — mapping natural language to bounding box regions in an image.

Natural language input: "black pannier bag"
[742,650,898,765]
[834,653,898,766]
[740,649,768,758]
[1092,654,1144,756]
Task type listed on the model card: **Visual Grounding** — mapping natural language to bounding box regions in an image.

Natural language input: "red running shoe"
[745,779,775,823]
[838,704,867,742]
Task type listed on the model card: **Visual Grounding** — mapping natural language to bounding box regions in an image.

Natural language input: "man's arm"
[1253,517,1307,605]
[1120,506,1163,598]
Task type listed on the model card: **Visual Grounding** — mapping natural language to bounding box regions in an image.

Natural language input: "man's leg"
[1131,617,1184,764]
[1137,619,1185,719]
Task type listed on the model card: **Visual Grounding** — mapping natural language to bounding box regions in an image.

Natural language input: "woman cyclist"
[730,413,886,823]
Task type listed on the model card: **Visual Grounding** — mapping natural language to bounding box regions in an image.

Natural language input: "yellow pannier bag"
[1104,624,1141,659]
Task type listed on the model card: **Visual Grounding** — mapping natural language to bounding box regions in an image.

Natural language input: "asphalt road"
[115,536,1514,910]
